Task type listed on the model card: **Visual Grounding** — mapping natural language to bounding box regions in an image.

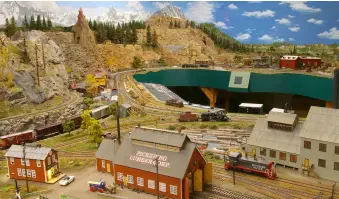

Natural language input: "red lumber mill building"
[5,145,60,183]
[96,126,212,199]
[280,55,321,69]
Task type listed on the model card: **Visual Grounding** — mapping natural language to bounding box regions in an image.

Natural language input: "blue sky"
[56,1,339,45]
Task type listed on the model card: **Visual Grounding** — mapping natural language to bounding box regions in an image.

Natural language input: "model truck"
[178,112,199,122]
[88,180,117,194]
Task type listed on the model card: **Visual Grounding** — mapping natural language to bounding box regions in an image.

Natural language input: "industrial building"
[5,145,59,183]
[119,103,132,118]
[279,55,321,69]
[246,106,339,182]
[299,106,339,181]
[109,126,212,199]
[245,111,302,168]
[96,138,119,175]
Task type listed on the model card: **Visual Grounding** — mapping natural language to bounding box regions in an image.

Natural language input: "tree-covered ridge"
[87,20,146,44]
[198,23,249,52]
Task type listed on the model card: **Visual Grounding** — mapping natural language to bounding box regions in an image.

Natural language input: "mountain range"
[0,1,185,27]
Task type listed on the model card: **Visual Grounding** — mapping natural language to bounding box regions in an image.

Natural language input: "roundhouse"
[111,127,212,199]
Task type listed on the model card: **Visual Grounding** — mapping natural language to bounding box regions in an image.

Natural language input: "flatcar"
[0,130,36,149]
[225,152,277,179]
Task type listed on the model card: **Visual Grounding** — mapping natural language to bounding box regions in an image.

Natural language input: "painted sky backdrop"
[55,1,339,45]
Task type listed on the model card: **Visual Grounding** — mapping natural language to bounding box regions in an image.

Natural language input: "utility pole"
[331,182,336,199]
[35,44,40,87]
[233,164,236,185]
[22,143,29,193]
[14,179,21,199]
[41,40,46,71]
[153,156,160,199]
[115,77,121,145]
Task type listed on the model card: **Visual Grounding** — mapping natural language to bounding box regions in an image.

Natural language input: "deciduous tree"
[80,110,93,130]
[62,120,75,135]
[88,119,103,147]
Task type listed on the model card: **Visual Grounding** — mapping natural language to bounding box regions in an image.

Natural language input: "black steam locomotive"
[225,152,277,179]
[201,110,231,122]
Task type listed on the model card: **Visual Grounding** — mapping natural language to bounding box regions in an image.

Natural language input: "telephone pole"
[153,156,160,199]
[115,77,121,144]
[35,44,40,87]
[22,143,29,193]
[41,40,46,71]
[331,182,336,199]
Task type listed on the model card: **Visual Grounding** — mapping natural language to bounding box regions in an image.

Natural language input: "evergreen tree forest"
[4,15,53,37]
[88,20,146,44]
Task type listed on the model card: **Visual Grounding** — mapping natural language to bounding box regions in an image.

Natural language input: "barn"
[280,55,300,69]
[111,126,212,199]
[300,57,321,68]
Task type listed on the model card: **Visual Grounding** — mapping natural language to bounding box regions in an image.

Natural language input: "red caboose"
[178,111,199,122]
[0,130,36,149]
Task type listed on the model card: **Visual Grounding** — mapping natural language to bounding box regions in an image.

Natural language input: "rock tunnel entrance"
[168,86,326,117]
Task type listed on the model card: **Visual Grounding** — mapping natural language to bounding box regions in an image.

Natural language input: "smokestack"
[333,68,339,109]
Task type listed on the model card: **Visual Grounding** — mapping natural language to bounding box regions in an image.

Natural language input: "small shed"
[119,103,132,118]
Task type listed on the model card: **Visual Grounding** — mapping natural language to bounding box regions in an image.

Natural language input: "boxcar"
[178,112,199,122]
[91,105,110,120]
[0,130,36,149]
[35,122,63,140]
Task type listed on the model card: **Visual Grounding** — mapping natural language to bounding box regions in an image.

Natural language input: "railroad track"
[191,186,260,199]
[213,166,331,199]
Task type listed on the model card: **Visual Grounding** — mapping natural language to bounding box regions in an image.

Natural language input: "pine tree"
[93,20,97,31]
[7,16,17,38]
[4,18,10,37]
[190,21,195,28]
[89,19,93,30]
[131,28,138,44]
[186,20,189,28]
[30,15,36,30]
[293,45,297,54]
[23,14,29,30]
[152,30,158,47]
[42,16,47,30]
[47,18,52,30]
[169,20,173,29]
[116,23,122,44]
[146,25,152,45]
[174,21,178,28]
[36,15,42,30]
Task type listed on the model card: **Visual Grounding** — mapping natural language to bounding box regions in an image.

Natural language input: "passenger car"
[59,175,75,186]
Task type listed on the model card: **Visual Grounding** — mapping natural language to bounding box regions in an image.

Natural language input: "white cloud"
[288,15,295,18]
[126,1,144,11]
[248,1,262,3]
[274,37,285,42]
[289,38,295,41]
[228,4,238,10]
[245,28,256,33]
[236,33,251,41]
[258,34,273,42]
[271,26,276,29]
[185,2,215,23]
[279,2,321,13]
[153,2,170,9]
[289,27,300,32]
[214,21,233,29]
[307,18,323,25]
[275,18,291,25]
[318,28,339,40]
[242,10,275,18]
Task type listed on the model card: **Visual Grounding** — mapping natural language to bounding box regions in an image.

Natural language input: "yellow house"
[93,69,107,87]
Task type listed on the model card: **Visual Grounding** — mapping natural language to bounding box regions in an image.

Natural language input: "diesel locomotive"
[225,152,277,179]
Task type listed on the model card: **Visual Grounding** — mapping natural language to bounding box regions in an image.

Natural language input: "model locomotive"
[225,152,277,179]
[178,110,231,122]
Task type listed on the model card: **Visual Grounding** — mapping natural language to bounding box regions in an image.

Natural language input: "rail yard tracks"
[191,186,260,199]
[213,164,333,199]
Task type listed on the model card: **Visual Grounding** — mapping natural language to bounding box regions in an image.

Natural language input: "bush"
[157,57,167,67]
[200,124,208,129]
[204,151,214,156]
[209,125,218,130]
[132,56,142,68]
[83,97,94,108]
[168,125,176,130]
[180,126,187,130]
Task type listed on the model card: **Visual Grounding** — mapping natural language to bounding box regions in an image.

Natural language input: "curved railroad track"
[0,91,82,121]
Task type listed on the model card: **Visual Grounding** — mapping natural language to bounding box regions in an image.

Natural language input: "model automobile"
[59,175,75,186]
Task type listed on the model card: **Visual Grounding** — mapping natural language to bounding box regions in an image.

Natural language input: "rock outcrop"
[72,8,96,48]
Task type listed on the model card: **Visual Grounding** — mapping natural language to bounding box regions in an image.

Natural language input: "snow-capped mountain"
[0,1,151,27]
[152,5,185,19]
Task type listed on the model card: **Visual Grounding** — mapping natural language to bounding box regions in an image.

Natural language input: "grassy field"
[61,140,98,152]
[0,184,47,199]
[37,129,87,147]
